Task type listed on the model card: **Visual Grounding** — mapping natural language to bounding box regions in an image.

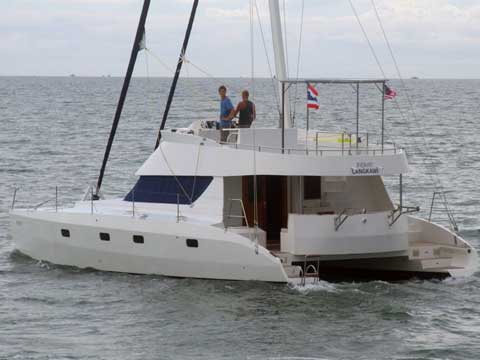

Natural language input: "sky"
[1,0,480,79]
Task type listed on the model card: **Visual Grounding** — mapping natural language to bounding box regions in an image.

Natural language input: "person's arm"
[221,98,235,120]
[226,108,236,120]
[231,101,245,119]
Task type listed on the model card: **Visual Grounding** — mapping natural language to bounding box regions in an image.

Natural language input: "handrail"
[388,204,420,226]
[334,209,349,231]
[11,187,18,210]
[224,198,258,254]
[221,141,399,156]
[301,256,321,286]
[224,198,250,230]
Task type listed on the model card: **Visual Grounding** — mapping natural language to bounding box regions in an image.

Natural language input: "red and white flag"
[307,83,319,109]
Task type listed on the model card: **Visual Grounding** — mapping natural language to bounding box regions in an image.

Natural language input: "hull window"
[61,229,70,238]
[99,232,110,241]
[124,176,213,204]
[133,235,144,244]
[186,239,198,248]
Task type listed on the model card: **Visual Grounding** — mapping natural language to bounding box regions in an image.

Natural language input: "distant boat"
[9,0,477,284]
[69,74,76,77]
[411,76,419,79]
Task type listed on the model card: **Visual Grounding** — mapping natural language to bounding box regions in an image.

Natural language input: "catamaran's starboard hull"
[9,210,288,282]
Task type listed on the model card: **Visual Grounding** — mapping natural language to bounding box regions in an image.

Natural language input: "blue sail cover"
[124,176,213,204]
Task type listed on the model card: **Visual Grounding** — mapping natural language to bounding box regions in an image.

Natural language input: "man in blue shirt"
[218,85,234,142]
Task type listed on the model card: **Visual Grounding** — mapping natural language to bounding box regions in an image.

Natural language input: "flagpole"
[381,81,385,154]
[306,83,309,155]
[356,82,360,150]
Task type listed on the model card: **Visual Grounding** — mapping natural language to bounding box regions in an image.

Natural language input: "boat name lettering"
[351,162,383,175]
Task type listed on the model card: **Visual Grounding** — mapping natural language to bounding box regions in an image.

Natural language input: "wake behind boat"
[9,0,477,283]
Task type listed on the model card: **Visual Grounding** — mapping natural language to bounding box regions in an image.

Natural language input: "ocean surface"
[0,76,479,359]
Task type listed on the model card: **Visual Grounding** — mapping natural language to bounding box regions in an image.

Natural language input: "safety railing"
[217,129,399,157]
[223,142,399,156]
[11,186,61,213]
[428,191,458,231]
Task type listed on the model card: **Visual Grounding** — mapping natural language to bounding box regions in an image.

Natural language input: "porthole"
[99,232,110,241]
[186,239,198,248]
[61,229,70,238]
[133,235,144,244]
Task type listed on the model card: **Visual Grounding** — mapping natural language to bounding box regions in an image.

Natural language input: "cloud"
[1,0,480,78]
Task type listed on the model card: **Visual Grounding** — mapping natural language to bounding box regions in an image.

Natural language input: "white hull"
[10,209,288,282]
[9,207,477,282]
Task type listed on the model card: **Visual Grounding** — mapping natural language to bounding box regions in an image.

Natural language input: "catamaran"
[9,0,477,283]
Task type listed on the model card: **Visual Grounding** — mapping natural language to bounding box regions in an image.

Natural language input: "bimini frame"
[279,78,388,154]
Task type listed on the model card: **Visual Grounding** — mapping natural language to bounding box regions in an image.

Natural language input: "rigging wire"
[143,39,157,129]
[144,48,175,74]
[348,0,457,229]
[158,142,193,204]
[250,0,259,255]
[282,0,290,77]
[369,0,456,226]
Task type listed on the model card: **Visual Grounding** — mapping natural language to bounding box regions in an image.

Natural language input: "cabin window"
[124,176,213,204]
[133,235,144,244]
[61,229,70,238]
[186,239,198,248]
[99,232,110,241]
[304,176,321,200]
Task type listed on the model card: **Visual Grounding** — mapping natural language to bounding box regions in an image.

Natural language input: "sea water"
[0,77,479,359]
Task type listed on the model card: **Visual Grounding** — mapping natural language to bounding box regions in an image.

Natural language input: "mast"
[268,0,291,128]
[95,0,151,197]
[154,0,199,149]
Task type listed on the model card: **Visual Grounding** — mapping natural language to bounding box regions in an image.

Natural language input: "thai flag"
[307,83,319,110]
[384,84,397,100]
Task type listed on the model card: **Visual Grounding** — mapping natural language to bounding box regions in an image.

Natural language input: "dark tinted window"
[100,232,110,241]
[124,176,213,204]
[133,235,144,244]
[304,176,321,200]
[186,239,198,248]
[61,229,70,237]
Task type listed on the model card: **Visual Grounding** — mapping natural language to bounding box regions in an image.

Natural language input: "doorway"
[242,175,288,250]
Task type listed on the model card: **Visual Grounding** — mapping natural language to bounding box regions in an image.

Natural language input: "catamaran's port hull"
[9,210,288,282]
[9,211,477,283]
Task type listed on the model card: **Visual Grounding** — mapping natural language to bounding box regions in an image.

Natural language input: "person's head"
[218,85,227,99]
[242,90,249,101]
